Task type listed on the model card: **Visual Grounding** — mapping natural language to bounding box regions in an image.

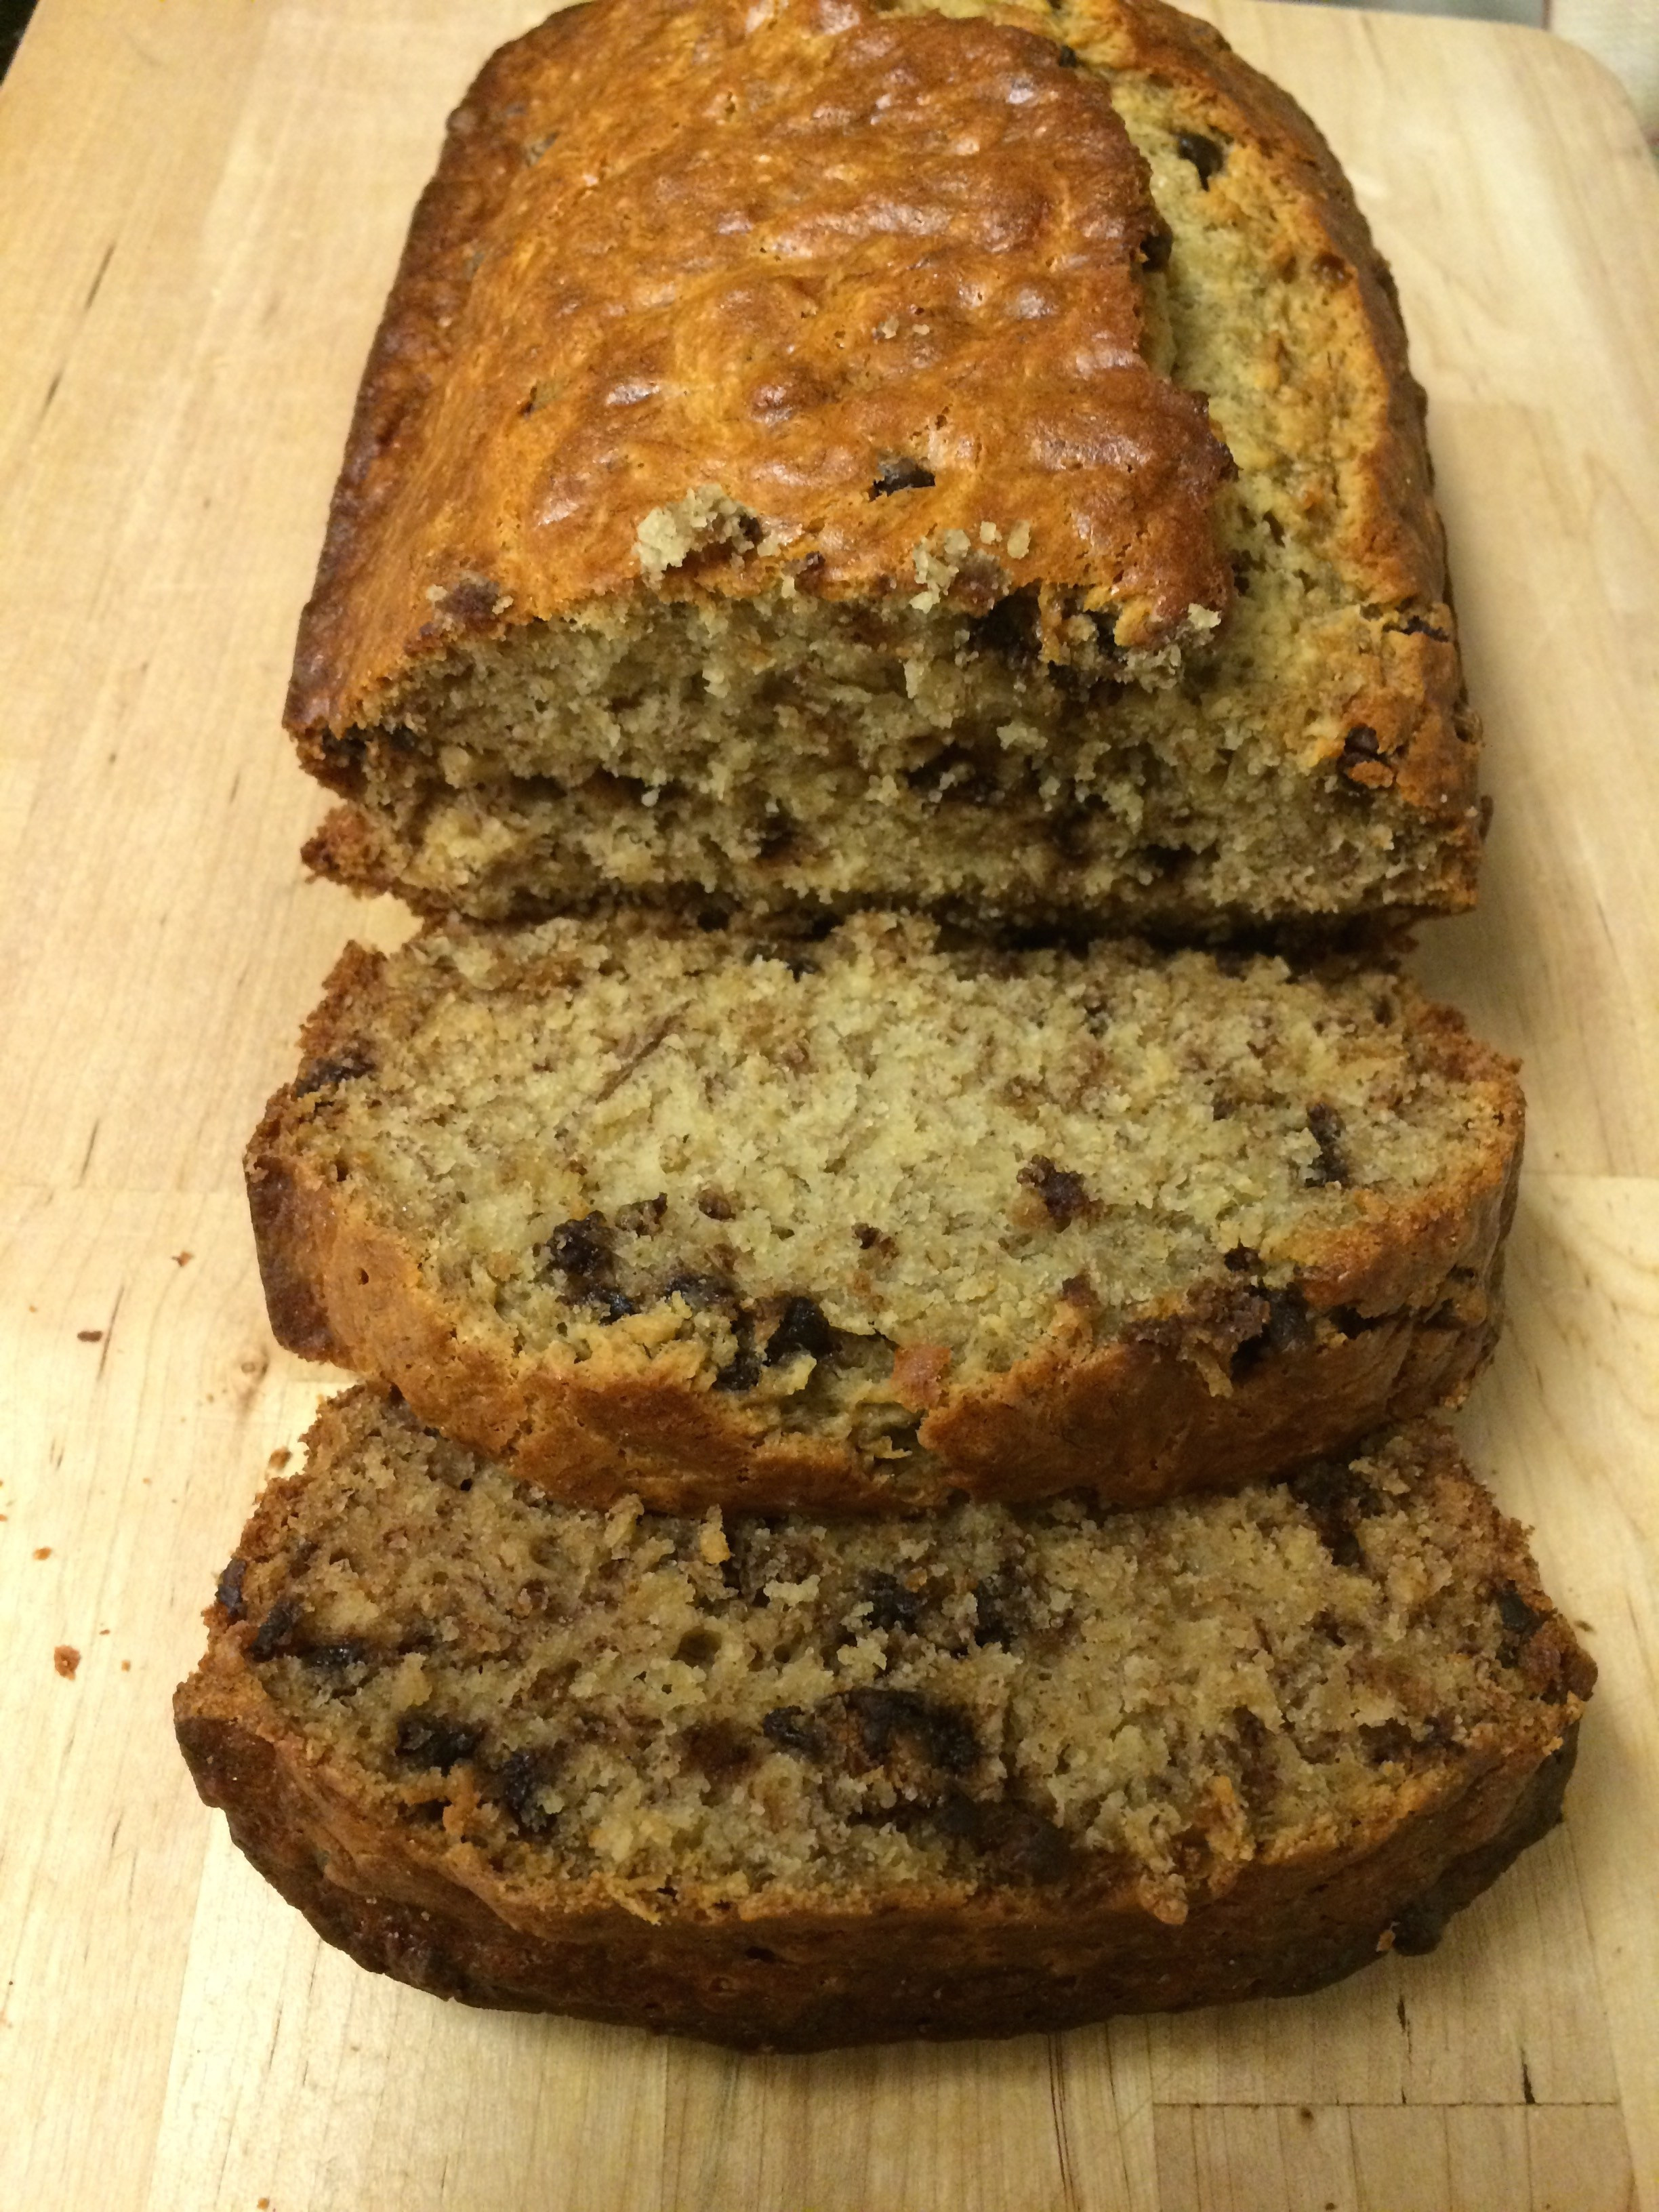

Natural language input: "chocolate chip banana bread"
[175,1390,1592,2050]
[247,910,1521,1515]
[290,0,1479,936]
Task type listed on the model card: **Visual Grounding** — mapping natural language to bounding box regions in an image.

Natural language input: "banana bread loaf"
[175,1390,1592,2051]
[289,0,1479,935]
[247,910,1521,1514]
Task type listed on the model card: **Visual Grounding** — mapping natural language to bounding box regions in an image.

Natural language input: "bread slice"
[175,1389,1592,2051]
[247,911,1521,1514]
[289,0,1479,935]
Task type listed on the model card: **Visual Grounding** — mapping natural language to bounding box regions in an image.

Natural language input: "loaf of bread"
[289,0,1479,935]
[248,910,1521,1515]
[175,1389,1591,2051]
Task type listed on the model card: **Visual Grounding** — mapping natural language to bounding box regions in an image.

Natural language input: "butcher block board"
[2,1,1656,2205]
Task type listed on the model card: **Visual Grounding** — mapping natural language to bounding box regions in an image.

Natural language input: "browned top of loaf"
[287,0,1239,737]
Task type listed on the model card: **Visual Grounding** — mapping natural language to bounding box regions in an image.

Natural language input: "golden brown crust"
[287,0,1234,742]
[1050,0,1447,602]
[245,935,1523,1517]
[1033,0,1473,823]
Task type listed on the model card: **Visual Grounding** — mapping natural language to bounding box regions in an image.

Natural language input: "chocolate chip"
[971,1569,1022,1647]
[1223,1245,1262,1273]
[493,1746,558,1834]
[675,1626,722,1666]
[712,1349,761,1392]
[302,1641,369,1673]
[293,1050,373,1098]
[578,1286,638,1324]
[1394,613,1450,642]
[765,1296,835,1365]
[216,1556,248,1622]
[853,1223,893,1252]
[249,1595,301,1661]
[682,1722,755,1782]
[615,1195,667,1235]
[696,1188,735,1221]
[762,1705,826,1759]
[1055,42,1080,64]
[937,1793,1071,1881]
[395,1714,484,1773]
[1140,227,1172,272]
[1018,1155,1094,1227]
[1305,1103,1349,1187]
[966,585,1040,663]
[869,455,935,497]
[1496,1584,1545,1639]
[544,1213,613,1282]
[1175,131,1226,186]
[843,1687,978,1774]
[1338,725,1393,789]
[863,1571,923,1635]
[1289,1460,1382,1571]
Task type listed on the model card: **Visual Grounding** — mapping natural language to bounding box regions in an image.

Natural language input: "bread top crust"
[287,0,1242,737]
[1028,0,1448,614]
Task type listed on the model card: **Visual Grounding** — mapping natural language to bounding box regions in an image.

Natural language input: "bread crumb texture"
[187,1391,1590,1926]
[260,912,1519,1496]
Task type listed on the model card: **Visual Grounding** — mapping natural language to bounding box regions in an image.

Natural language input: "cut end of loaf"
[285,0,1478,933]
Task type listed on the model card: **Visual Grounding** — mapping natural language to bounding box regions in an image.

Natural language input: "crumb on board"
[267,1448,292,1471]
[77,1329,103,1343]
[54,1645,80,1679]
[33,1547,52,1561]
[173,1251,193,1266]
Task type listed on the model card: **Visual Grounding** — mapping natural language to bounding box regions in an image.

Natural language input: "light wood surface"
[2,3,1656,2206]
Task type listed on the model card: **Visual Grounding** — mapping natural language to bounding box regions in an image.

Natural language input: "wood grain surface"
[2,3,1656,2207]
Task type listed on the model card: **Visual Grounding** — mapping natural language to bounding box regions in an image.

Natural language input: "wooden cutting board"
[2,2,1656,2205]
